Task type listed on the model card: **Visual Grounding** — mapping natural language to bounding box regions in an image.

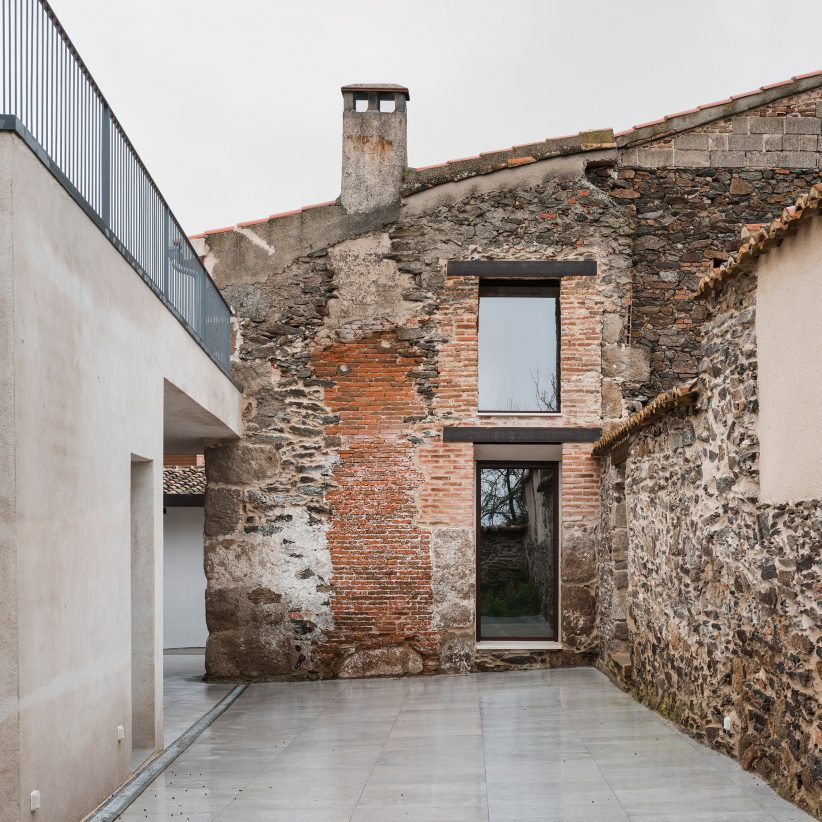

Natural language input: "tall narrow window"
[478,281,559,413]
[477,462,558,641]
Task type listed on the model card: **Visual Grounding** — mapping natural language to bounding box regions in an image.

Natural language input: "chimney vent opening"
[354,93,370,112]
[378,94,396,113]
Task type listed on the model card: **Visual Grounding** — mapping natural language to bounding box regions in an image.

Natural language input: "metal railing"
[0,0,232,376]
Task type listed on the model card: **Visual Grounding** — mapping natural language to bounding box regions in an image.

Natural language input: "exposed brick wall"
[312,330,438,674]
[560,442,599,651]
[415,274,477,534]
[559,276,602,423]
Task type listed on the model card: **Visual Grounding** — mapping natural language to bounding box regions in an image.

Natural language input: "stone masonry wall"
[600,267,822,817]
[201,161,633,680]
[598,458,628,664]
[200,83,822,687]
[605,86,822,396]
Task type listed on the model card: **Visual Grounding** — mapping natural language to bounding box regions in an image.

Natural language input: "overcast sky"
[50,0,822,236]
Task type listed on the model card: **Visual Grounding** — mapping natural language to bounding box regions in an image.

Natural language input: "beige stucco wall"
[0,125,20,822]
[0,132,241,822]
[756,214,822,504]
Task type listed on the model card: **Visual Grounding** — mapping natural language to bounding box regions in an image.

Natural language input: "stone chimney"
[340,84,409,215]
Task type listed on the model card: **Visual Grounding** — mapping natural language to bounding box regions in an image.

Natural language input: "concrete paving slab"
[116,668,816,822]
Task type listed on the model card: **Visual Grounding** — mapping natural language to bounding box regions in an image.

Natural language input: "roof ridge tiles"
[617,69,822,147]
[190,199,339,239]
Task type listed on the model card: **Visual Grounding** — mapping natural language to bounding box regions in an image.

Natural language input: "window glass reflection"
[478,295,558,412]
[478,465,557,640]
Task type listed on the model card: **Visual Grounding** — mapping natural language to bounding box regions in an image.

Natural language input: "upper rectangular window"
[478,281,559,413]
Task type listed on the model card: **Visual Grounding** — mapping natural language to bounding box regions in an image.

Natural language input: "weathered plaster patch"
[234,225,276,257]
[322,232,417,339]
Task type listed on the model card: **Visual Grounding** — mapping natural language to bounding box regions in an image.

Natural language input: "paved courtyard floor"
[162,652,234,748]
[118,667,813,822]
[131,652,233,770]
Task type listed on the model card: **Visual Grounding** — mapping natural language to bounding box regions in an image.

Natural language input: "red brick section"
[425,273,604,651]
[416,443,474,529]
[312,330,438,671]
[428,272,602,428]
[559,277,602,424]
[417,275,478,530]
[560,441,600,648]
[561,443,600,525]
[310,266,605,668]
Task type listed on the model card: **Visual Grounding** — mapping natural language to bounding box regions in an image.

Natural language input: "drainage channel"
[86,683,248,822]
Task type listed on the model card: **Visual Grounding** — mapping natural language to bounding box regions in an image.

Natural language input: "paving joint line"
[84,683,248,822]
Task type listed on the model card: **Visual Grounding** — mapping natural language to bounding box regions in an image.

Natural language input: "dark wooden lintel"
[163,493,204,508]
[446,260,597,277]
[443,426,602,444]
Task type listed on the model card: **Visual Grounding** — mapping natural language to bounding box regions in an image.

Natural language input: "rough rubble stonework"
[609,85,822,395]
[598,265,822,818]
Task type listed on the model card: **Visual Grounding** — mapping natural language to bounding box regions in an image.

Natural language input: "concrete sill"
[476,641,563,651]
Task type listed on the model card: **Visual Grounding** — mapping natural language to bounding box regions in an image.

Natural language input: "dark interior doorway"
[476,461,559,641]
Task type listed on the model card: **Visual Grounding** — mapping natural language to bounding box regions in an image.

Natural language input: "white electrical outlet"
[30,790,41,811]
[723,716,733,731]
[117,725,125,742]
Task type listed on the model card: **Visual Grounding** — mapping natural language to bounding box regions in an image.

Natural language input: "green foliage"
[481,581,541,617]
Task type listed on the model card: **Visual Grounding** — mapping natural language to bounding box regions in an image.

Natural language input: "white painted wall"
[0,131,242,822]
[756,214,822,503]
[163,507,208,649]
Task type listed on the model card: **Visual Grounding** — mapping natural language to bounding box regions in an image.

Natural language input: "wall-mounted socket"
[723,716,733,732]
[117,725,125,742]
[30,790,41,811]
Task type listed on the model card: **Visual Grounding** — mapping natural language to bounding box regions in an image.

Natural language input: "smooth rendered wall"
[0,129,20,822]
[2,132,241,822]
[163,507,207,649]
[756,216,822,503]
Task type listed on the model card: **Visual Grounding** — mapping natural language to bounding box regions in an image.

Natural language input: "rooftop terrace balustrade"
[0,0,232,378]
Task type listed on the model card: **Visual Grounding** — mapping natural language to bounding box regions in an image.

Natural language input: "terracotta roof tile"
[163,466,205,496]
[730,89,761,101]
[617,70,822,147]
[665,106,701,118]
[190,200,339,239]
[592,382,699,456]
[401,129,616,195]
[694,183,822,298]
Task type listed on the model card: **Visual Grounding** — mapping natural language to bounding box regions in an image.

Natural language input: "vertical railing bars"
[0,0,231,375]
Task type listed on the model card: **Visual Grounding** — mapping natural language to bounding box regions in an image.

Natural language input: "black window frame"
[477,279,562,415]
[475,460,560,643]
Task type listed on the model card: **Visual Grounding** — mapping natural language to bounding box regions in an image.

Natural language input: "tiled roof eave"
[163,466,206,496]
[592,382,699,457]
[694,183,822,299]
